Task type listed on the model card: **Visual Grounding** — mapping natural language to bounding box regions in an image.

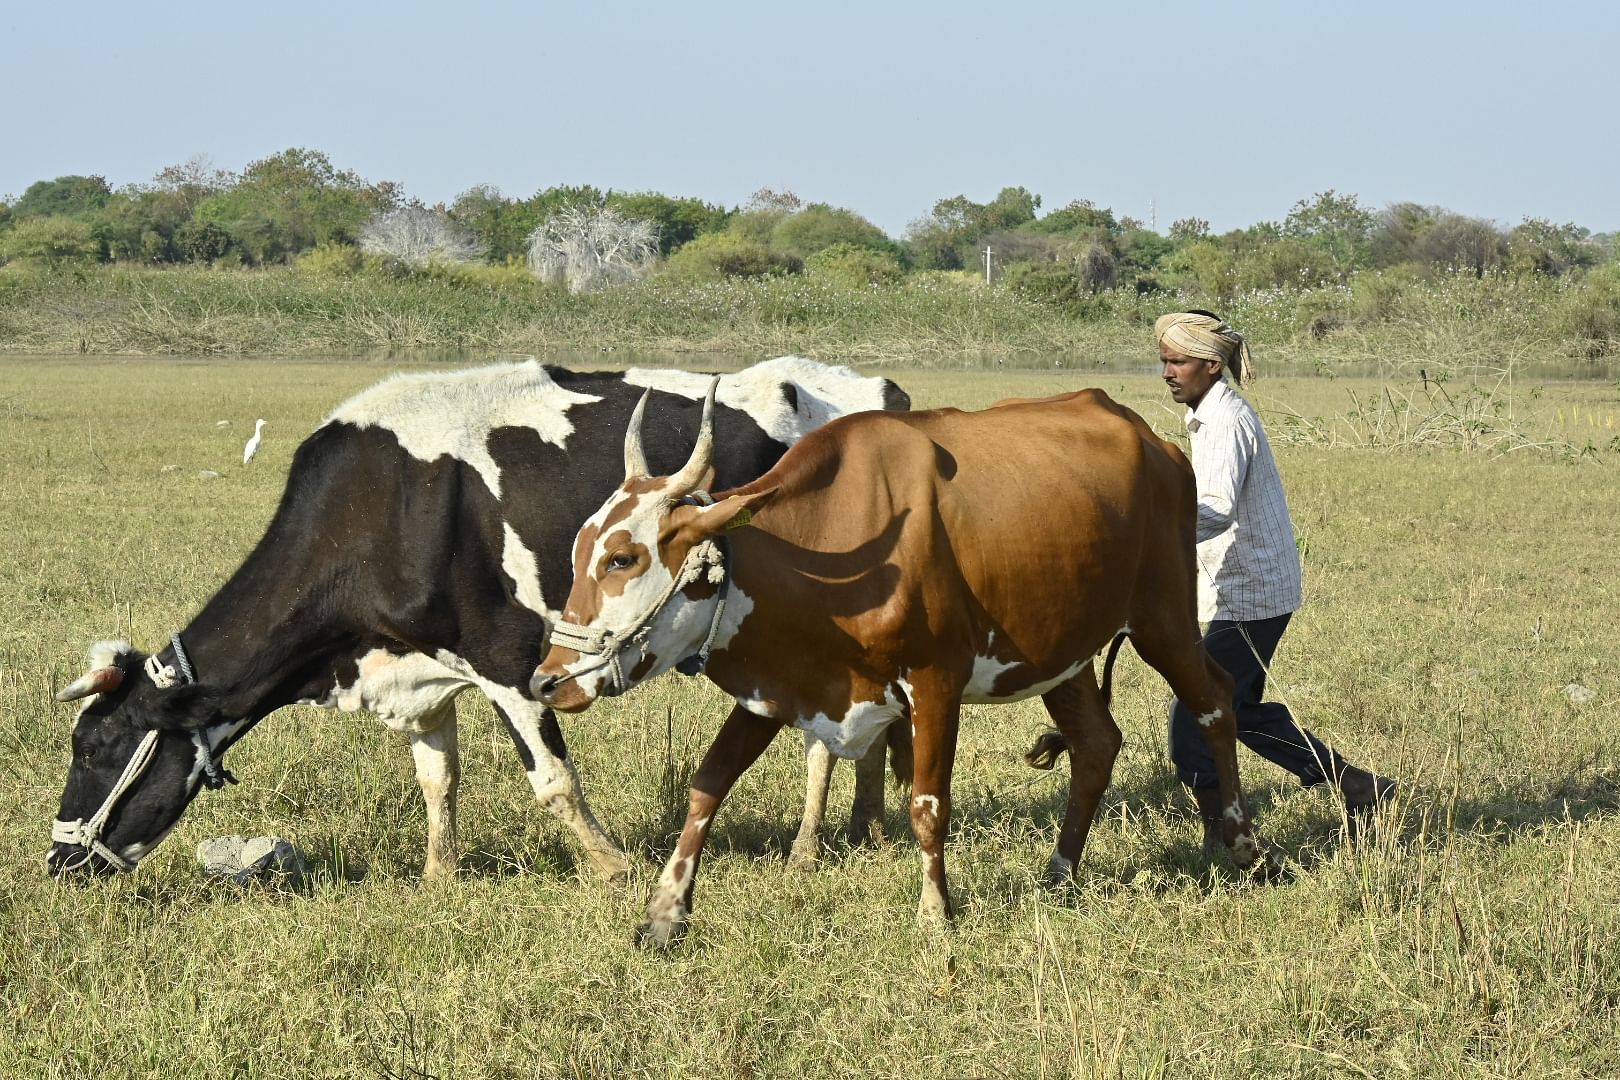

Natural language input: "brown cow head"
[533,380,775,712]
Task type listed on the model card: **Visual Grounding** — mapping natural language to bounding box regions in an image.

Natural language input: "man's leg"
[1171,615,1391,838]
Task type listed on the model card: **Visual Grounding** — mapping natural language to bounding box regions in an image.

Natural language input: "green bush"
[0,216,99,265]
[295,242,364,278]
[769,204,893,260]
[661,233,801,280]
[1003,262,1115,320]
[176,219,232,264]
[805,242,904,288]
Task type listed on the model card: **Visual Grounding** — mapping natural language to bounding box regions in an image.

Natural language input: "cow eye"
[607,552,637,572]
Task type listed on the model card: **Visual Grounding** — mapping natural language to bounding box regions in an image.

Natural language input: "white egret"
[243,419,266,465]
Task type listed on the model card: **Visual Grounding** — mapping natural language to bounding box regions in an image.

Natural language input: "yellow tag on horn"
[724,507,753,530]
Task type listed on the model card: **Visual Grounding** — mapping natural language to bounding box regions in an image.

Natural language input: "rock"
[197,469,222,479]
[1564,683,1596,706]
[197,835,306,885]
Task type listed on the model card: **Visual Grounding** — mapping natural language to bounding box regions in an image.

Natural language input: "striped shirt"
[1184,379,1302,622]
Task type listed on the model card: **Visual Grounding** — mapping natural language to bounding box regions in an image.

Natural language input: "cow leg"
[491,699,632,885]
[1040,669,1122,885]
[407,703,462,881]
[788,734,834,869]
[641,704,779,949]
[1131,630,1271,873]
[907,683,961,924]
[849,735,890,847]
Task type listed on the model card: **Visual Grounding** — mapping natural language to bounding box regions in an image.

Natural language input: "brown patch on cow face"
[629,653,659,682]
[594,532,650,600]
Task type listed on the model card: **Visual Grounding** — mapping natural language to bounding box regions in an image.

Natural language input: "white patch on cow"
[501,523,552,618]
[314,649,468,733]
[625,355,893,446]
[737,693,777,719]
[708,584,755,653]
[917,878,950,922]
[87,639,132,670]
[1197,708,1224,728]
[1231,833,1258,863]
[1225,799,1245,823]
[327,360,601,500]
[962,658,1090,705]
[794,685,906,760]
[912,794,940,817]
[693,816,711,833]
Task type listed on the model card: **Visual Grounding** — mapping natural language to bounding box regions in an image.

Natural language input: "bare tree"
[360,206,484,267]
[527,206,659,293]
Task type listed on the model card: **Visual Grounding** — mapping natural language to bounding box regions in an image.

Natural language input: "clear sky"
[4,0,1615,238]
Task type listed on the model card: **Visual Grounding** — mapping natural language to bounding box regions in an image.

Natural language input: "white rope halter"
[546,494,732,695]
[52,632,235,872]
[51,730,160,872]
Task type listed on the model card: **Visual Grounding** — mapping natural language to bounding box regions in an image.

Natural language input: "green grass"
[1,357,1617,1078]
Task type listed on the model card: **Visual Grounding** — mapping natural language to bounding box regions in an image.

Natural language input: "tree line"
[2,147,1615,308]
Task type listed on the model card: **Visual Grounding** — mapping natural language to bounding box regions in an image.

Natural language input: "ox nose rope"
[546,492,733,695]
[52,633,235,872]
[51,729,161,872]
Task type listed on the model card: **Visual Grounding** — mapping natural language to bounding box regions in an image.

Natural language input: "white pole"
[984,245,993,283]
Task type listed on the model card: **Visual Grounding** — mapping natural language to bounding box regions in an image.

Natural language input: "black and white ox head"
[48,640,242,876]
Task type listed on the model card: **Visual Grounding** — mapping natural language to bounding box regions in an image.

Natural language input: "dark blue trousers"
[1169,613,1344,790]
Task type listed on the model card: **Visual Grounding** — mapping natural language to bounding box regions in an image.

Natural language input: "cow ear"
[144,683,223,731]
[688,489,777,537]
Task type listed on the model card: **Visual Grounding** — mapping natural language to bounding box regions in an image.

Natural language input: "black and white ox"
[48,356,910,879]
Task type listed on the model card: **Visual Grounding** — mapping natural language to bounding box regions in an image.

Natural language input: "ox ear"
[684,489,777,538]
[141,682,224,731]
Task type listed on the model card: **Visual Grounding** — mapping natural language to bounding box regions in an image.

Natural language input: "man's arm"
[1193,415,1256,543]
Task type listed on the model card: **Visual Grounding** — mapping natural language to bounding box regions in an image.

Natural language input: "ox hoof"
[591,853,635,888]
[635,916,688,950]
[787,837,822,871]
[1042,853,1076,890]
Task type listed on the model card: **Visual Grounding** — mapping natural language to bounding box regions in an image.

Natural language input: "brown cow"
[534,382,1271,946]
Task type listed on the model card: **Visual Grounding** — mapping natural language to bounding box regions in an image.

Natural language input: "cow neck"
[171,543,351,722]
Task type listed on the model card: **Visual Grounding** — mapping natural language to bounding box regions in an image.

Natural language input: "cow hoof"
[1042,853,1075,890]
[591,853,634,888]
[787,838,822,871]
[635,917,688,950]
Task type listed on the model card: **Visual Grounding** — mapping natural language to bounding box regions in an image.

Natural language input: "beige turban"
[1154,312,1255,387]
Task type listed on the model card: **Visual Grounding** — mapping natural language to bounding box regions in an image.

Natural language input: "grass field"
[1,355,1617,1079]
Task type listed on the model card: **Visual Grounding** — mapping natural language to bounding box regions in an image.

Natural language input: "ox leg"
[907,686,961,924]
[788,734,835,869]
[1041,669,1122,886]
[849,735,891,847]
[492,700,632,885]
[408,703,461,881]
[1133,632,1271,874]
[641,704,780,949]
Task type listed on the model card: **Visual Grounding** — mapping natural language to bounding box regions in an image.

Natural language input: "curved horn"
[55,665,124,703]
[623,390,652,481]
[666,377,719,496]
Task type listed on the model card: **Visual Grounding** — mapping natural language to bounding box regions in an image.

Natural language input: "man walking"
[1157,310,1393,850]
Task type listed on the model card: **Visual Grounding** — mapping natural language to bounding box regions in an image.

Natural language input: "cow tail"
[1023,630,1129,771]
[1098,629,1128,707]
